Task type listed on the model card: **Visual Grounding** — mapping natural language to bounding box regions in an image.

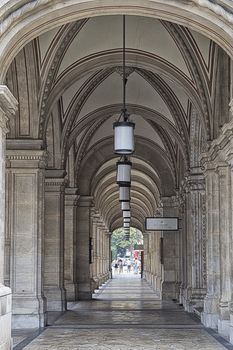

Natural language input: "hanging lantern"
[124,228,130,240]
[117,159,132,186]
[121,201,130,211]
[113,121,135,155]
[123,217,131,223]
[123,210,131,218]
[119,186,130,202]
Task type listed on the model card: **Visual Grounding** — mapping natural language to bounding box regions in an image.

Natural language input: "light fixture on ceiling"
[123,210,131,218]
[113,15,135,155]
[124,217,131,223]
[121,201,131,211]
[117,156,132,186]
[119,186,130,202]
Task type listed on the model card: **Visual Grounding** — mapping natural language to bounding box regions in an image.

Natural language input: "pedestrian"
[127,261,131,273]
[118,259,123,274]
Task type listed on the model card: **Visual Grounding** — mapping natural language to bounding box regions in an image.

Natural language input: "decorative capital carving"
[0,85,18,135]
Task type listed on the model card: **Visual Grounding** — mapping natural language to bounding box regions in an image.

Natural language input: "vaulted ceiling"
[5,15,231,230]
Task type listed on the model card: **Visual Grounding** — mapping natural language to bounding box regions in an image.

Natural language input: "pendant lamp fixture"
[119,186,130,202]
[121,201,130,211]
[113,15,135,155]
[117,156,132,186]
[123,210,131,218]
[124,218,131,223]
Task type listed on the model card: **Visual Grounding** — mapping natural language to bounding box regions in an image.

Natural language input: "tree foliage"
[111,227,143,260]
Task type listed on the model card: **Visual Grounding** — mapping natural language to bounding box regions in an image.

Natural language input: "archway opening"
[111,227,144,279]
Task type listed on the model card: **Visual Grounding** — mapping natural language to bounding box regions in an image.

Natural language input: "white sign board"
[145,217,178,231]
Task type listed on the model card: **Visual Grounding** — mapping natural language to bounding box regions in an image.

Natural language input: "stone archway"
[1,1,233,82]
[1,1,233,349]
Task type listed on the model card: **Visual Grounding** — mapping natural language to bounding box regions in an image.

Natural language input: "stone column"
[161,196,180,300]
[0,85,17,349]
[44,172,66,311]
[202,162,221,328]
[64,187,79,301]
[6,146,47,328]
[217,164,231,336]
[76,196,93,300]
[90,210,99,291]
[184,173,207,311]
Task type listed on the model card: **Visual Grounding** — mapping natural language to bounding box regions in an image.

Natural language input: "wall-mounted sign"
[145,217,179,231]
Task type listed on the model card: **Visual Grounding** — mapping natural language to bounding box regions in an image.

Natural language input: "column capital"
[200,118,233,169]
[78,195,93,207]
[65,187,79,206]
[0,86,18,134]
[161,195,178,208]
[6,149,48,168]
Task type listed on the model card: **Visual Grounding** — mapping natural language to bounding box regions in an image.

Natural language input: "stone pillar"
[161,196,180,300]
[76,196,93,300]
[217,164,231,336]
[184,173,207,311]
[0,85,17,349]
[6,146,47,328]
[64,187,79,301]
[44,172,66,311]
[90,210,99,291]
[202,162,221,328]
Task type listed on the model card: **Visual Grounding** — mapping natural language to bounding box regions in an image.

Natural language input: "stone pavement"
[13,276,233,349]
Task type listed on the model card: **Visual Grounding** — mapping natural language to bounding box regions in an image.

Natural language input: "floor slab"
[13,276,233,349]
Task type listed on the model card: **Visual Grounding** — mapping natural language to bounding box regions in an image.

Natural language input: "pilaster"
[200,120,233,335]
[44,171,66,311]
[0,85,17,349]
[161,196,180,300]
[64,187,79,301]
[76,196,93,300]
[6,146,47,328]
[183,171,207,312]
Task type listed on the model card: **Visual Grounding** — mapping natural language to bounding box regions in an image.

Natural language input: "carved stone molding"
[200,118,233,169]
[45,177,66,191]
[0,85,18,135]
[65,187,79,206]
[6,149,48,168]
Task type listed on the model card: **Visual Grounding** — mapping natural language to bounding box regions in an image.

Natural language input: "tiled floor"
[13,275,233,349]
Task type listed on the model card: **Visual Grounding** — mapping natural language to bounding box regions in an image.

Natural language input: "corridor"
[13,277,232,349]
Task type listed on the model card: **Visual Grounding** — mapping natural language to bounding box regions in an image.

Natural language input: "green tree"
[111,227,143,260]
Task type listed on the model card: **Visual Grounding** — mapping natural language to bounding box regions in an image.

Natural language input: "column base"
[12,294,46,328]
[201,311,219,329]
[162,281,177,300]
[202,294,219,329]
[44,287,66,311]
[65,282,78,301]
[77,283,92,300]
[0,285,12,350]
[12,313,46,329]
[218,319,230,339]
[183,288,206,312]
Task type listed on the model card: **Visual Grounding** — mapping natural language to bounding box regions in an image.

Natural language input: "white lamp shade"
[117,160,132,186]
[119,186,130,202]
[121,201,130,211]
[123,210,131,218]
[124,218,131,223]
[113,121,135,155]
